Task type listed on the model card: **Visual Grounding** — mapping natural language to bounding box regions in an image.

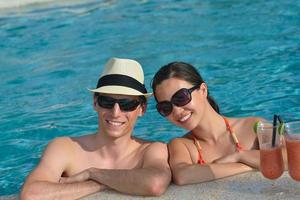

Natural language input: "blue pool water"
[0,0,300,196]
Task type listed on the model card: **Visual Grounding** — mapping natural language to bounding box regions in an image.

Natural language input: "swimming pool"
[0,0,299,196]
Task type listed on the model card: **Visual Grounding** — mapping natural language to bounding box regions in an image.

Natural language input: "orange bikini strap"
[191,135,206,165]
[222,117,243,152]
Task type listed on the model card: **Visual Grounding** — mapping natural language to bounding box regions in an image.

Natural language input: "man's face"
[94,93,146,139]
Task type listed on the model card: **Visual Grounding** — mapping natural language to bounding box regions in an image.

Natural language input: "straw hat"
[89,58,152,97]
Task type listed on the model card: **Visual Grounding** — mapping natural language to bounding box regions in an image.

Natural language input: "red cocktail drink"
[257,121,283,180]
[260,144,284,179]
[286,138,300,181]
[285,120,300,181]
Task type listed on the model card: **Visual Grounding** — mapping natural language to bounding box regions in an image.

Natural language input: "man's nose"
[111,103,122,116]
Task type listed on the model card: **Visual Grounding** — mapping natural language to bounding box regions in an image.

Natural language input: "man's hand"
[60,169,91,183]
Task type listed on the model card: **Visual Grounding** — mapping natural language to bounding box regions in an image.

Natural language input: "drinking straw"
[272,114,277,147]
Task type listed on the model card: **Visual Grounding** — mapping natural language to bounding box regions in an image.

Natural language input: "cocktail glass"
[257,121,284,180]
[285,120,300,181]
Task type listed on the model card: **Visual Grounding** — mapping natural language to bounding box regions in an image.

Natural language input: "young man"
[21,58,171,200]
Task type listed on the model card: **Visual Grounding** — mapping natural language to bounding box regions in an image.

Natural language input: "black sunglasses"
[97,95,141,112]
[156,85,200,117]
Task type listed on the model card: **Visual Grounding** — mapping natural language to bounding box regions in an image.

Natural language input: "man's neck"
[94,131,138,160]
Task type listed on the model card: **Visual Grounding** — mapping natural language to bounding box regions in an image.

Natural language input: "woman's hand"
[213,152,241,164]
[214,150,259,169]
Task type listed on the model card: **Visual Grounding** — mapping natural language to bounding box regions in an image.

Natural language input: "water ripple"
[1,0,300,196]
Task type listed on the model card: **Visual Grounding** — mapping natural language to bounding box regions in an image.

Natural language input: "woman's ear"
[200,83,208,97]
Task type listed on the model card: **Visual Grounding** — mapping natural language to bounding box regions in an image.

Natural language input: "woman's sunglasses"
[156,84,200,117]
[97,95,141,112]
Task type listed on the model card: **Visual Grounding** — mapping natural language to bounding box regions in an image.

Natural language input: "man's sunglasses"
[156,85,200,117]
[97,95,141,112]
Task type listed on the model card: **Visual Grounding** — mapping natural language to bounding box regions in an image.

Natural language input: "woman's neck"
[191,106,227,143]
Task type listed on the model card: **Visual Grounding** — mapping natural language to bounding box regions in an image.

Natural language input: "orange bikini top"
[191,117,243,165]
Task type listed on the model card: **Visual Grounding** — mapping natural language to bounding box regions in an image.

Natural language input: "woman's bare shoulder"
[168,135,195,150]
[232,116,267,127]
[232,116,267,138]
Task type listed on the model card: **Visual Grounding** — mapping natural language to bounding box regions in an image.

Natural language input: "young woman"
[152,61,263,185]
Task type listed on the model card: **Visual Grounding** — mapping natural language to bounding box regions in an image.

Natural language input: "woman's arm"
[171,162,253,185]
[168,138,253,185]
[214,150,260,169]
[214,117,264,169]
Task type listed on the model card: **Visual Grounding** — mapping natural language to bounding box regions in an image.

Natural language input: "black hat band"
[96,74,147,94]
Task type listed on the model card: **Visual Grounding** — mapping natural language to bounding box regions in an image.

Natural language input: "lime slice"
[253,121,260,134]
[278,123,285,135]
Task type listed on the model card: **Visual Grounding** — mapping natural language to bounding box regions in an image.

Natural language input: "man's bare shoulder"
[143,142,168,159]
[46,134,95,154]
[131,137,167,156]
[146,141,167,150]
[132,137,166,149]
[46,136,73,151]
[25,137,78,183]
[141,141,169,168]
[40,137,76,161]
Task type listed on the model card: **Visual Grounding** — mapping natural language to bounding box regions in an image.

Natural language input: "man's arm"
[90,142,171,196]
[21,179,103,200]
[62,142,171,196]
[20,137,106,200]
[169,138,253,185]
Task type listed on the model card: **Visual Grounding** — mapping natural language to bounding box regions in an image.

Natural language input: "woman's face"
[154,77,208,130]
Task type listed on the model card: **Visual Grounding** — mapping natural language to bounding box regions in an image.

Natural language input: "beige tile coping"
[2,171,300,200]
